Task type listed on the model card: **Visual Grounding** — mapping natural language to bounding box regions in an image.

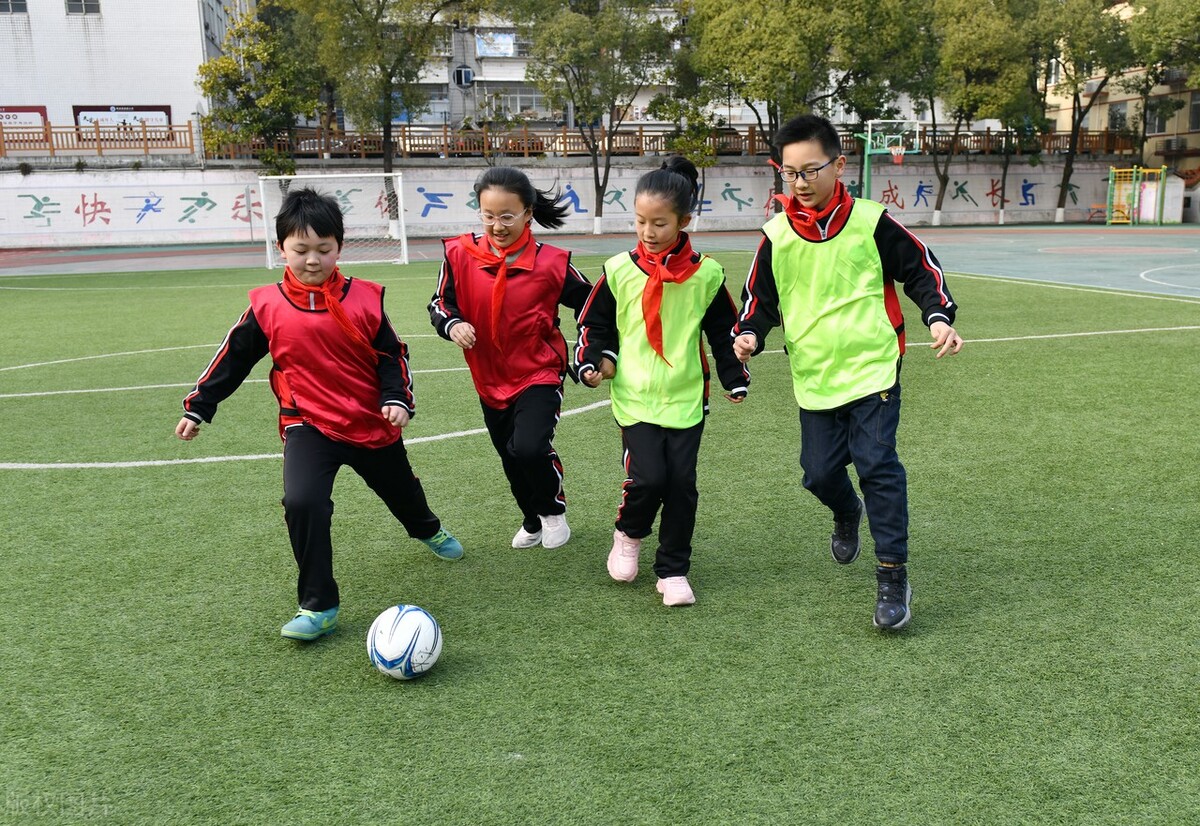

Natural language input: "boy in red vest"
[733,115,963,631]
[176,188,461,642]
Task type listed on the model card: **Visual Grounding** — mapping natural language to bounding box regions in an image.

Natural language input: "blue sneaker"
[281,606,339,640]
[421,528,463,560]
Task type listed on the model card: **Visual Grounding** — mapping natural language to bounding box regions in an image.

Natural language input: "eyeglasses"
[779,158,836,183]
[478,210,527,227]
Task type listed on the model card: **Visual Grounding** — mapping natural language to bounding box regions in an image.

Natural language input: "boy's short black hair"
[774,114,843,160]
[275,187,345,247]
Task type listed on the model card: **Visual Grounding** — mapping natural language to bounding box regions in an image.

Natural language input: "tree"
[285,0,460,236]
[196,0,324,174]
[1049,0,1135,219]
[831,0,928,198]
[686,0,838,165]
[916,0,1031,224]
[1122,0,1200,164]
[285,0,455,174]
[645,36,730,224]
[513,0,669,232]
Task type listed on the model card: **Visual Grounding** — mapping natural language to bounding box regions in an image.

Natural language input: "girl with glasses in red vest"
[575,157,750,607]
[430,167,592,551]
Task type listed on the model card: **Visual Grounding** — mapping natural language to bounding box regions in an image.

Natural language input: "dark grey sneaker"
[830,497,864,564]
[874,565,912,630]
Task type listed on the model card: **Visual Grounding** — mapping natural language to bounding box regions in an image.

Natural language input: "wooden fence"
[0,120,1134,161]
[0,122,195,158]
[219,124,1136,161]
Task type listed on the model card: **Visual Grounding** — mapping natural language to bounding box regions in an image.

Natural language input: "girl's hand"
[175,418,200,440]
[449,322,476,350]
[579,357,615,388]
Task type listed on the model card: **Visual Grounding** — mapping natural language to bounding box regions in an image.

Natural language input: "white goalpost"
[257,172,410,268]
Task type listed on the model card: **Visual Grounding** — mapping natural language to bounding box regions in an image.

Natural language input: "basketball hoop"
[889,145,905,165]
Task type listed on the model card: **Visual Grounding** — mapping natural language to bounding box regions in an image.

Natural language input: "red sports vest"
[442,237,573,408]
[250,277,399,447]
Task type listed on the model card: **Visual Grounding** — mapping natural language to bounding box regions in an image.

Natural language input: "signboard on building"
[0,106,49,128]
[475,31,515,58]
[71,105,172,128]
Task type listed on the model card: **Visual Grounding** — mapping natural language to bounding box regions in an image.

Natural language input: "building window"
[1107,101,1127,131]
[1190,92,1200,132]
[1,0,29,10]
[66,0,100,13]
[1145,105,1168,135]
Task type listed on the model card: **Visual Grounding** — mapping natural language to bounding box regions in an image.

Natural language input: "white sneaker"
[539,513,571,549]
[512,525,542,549]
[656,576,696,607]
[607,529,641,582]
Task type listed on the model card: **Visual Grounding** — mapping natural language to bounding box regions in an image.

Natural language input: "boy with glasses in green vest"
[733,114,963,631]
[576,157,750,607]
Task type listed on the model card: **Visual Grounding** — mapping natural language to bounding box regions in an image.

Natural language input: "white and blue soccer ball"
[367,604,443,680]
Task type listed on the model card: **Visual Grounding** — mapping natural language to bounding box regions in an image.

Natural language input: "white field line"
[0,366,471,399]
[0,335,441,372]
[5,324,1199,401]
[0,399,613,470]
[950,271,1200,304]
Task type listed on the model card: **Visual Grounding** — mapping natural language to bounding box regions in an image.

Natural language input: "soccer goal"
[258,172,410,268]
[853,120,920,200]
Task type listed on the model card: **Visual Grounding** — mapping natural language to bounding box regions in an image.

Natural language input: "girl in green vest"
[575,158,750,607]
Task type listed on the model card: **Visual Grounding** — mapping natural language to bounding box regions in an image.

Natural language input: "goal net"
[258,172,410,268]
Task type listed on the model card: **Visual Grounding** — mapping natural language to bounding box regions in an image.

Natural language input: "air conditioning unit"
[1163,67,1188,84]
[1082,79,1105,96]
[1159,137,1187,152]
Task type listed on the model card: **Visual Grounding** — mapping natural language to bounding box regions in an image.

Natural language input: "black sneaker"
[830,497,864,564]
[874,565,912,630]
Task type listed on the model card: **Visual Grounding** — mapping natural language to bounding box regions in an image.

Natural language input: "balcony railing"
[0,122,195,157]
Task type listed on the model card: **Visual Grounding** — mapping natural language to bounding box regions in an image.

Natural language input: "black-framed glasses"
[779,158,836,183]
[479,209,528,227]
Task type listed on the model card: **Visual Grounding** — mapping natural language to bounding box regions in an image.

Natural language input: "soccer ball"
[367,604,443,680]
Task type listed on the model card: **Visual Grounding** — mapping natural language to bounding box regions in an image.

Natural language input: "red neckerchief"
[456,224,534,350]
[782,180,852,239]
[634,233,702,365]
[282,266,380,363]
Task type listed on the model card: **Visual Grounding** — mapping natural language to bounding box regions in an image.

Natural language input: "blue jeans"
[799,383,908,564]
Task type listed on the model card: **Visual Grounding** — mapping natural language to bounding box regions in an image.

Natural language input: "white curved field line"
[0,399,613,470]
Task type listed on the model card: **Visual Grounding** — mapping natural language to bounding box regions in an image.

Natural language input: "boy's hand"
[175,418,200,441]
[449,322,476,350]
[579,357,615,388]
[733,333,757,363]
[929,321,963,358]
[724,390,747,404]
[382,405,410,429]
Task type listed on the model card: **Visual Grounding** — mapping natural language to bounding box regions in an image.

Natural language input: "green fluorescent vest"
[763,199,899,410]
[605,252,726,428]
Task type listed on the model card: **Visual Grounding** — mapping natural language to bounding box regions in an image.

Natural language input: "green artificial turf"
[1,253,1198,824]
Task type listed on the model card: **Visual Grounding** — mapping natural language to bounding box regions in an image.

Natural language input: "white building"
[0,0,250,132]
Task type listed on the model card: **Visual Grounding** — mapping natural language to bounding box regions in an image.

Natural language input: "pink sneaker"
[607,530,641,582]
[656,576,696,607]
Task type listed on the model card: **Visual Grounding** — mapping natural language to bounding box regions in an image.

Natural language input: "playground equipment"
[1105,166,1169,226]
